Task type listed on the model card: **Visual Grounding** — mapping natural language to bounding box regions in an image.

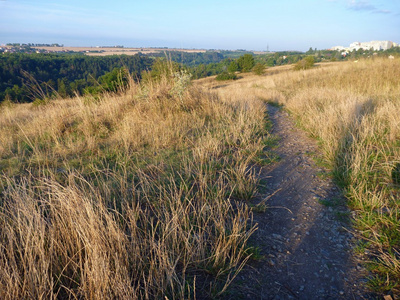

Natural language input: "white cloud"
[348,0,375,11]
[347,0,393,14]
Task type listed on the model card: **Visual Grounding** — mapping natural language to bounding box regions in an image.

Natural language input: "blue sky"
[0,0,399,51]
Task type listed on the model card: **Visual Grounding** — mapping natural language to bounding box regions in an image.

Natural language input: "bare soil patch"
[226,104,374,299]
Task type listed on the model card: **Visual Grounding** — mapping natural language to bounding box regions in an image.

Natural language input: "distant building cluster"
[331,40,398,52]
[0,44,76,55]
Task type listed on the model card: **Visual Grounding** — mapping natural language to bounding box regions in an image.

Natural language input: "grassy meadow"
[0,68,272,299]
[1,56,399,298]
[205,58,400,296]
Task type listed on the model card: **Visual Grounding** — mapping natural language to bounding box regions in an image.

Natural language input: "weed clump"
[253,63,266,75]
[293,56,315,70]
[170,69,192,100]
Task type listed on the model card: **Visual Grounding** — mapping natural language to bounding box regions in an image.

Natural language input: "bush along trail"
[227,104,373,299]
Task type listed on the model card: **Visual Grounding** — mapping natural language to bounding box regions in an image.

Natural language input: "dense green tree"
[228,61,239,73]
[237,54,255,72]
[57,78,69,98]
[99,67,130,92]
[306,47,317,55]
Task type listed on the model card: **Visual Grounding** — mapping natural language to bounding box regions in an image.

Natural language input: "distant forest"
[1,47,399,103]
[0,53,153,103]
[0,51,232,103]
[0,51,235,103]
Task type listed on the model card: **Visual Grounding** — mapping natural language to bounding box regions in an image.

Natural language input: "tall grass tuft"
[0,65,268,298]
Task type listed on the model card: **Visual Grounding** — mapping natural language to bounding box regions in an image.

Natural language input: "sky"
[0,0,399,51]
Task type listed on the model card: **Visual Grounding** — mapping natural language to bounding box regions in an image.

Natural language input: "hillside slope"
[0,69,271,299]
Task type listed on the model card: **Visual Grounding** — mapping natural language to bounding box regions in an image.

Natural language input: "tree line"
[2,47,398,103]
[0,53,153,103]
[0,51,251,103]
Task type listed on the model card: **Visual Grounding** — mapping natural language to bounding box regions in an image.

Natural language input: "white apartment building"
[331,40,396,52]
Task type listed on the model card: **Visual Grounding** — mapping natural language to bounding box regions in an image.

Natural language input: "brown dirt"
[226,104,374,299]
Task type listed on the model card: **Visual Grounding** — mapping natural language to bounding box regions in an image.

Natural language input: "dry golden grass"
[207,58,400,296]
[0,69,269,298]
[3,56,398,297]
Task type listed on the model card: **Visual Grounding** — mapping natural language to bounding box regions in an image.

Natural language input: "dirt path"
[228,105,373,299]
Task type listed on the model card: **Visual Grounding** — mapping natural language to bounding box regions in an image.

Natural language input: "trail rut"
[228,104,373,299]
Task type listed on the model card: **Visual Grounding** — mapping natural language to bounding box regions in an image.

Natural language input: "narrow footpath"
[228,105,373,299]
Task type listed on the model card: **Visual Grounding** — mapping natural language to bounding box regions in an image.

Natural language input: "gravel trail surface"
[228,104,373,300]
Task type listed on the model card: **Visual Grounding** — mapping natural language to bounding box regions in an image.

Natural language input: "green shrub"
[228,61,239,73]
[293,56,315,70]
[31,98,49,107]
[253,63,266,75]
[216,72,238,81]
[84,67,130,95]
[237,54,255,72]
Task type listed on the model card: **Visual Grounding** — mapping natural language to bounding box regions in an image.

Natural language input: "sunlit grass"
[0,68,270,299]
[208,57,400,296]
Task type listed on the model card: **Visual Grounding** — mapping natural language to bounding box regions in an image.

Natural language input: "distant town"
[331,40,398,53]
